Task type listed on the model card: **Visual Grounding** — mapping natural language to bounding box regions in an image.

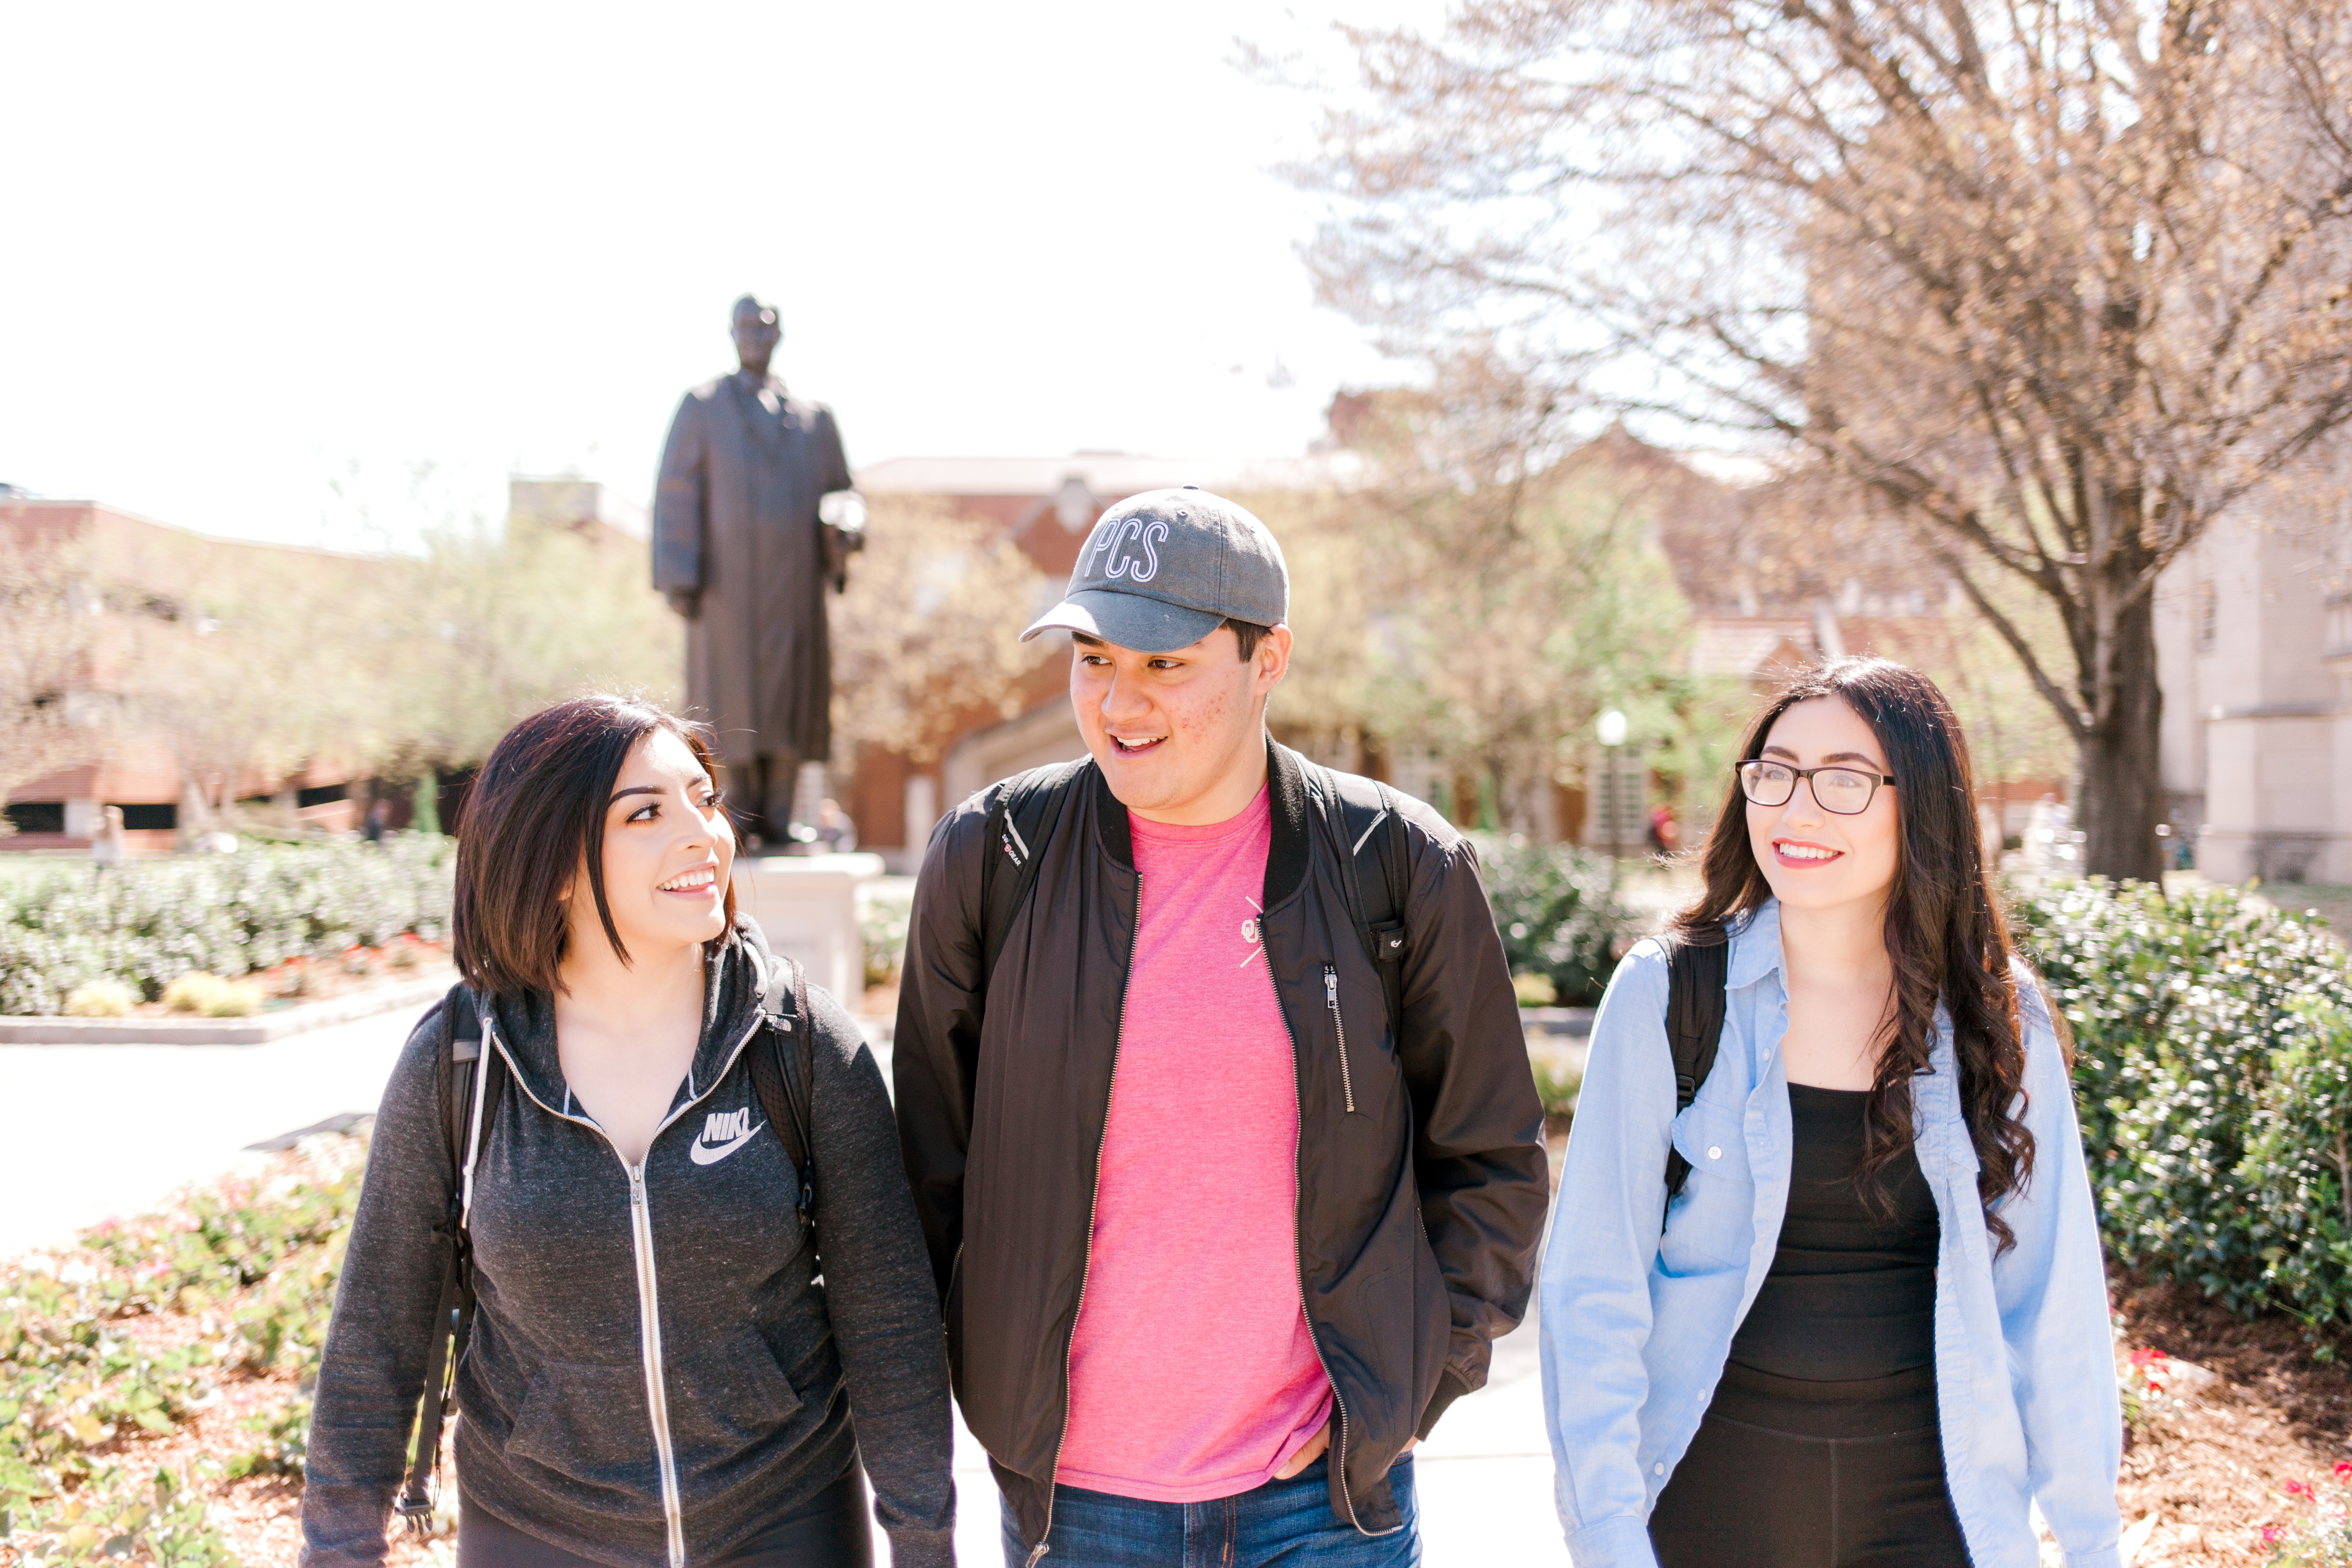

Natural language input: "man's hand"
[1270,1429,1415,1482]
[665,588,699,619]
[1272,1427,1329,1481]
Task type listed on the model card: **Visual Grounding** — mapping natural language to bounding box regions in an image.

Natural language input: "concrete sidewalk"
[0,1004,423,1259]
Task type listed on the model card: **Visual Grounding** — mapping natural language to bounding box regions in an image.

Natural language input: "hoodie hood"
[482,918,779,1124]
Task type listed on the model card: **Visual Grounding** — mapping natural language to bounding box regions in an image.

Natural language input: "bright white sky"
[0,3,1441,547]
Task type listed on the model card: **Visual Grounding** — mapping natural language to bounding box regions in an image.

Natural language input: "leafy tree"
[1292,0,2352,878]
[1276,373,1705,837]
[0,531,103,833]
[829,495,1049,766]
[396,512,681,771]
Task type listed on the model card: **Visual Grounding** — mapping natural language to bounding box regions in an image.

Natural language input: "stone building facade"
[2154,506,2352,884]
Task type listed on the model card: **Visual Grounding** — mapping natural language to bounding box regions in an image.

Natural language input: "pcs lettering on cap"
[1021,486,1290,655]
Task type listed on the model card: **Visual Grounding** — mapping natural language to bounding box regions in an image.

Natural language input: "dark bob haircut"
[452,693,735,996]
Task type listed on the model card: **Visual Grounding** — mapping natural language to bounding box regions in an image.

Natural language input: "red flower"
[2337,1459,2352,1480]
[2260,1522,2285,1545]
[2286,1477,2314,1498]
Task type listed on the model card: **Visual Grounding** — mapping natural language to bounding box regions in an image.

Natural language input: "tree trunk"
[2074,585,2167,882]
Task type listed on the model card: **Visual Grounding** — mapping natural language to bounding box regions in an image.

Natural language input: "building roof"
[1689,617,1818,680]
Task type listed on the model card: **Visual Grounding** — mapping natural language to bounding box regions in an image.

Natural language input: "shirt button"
[1653,1462,1665,1476]
[1707,1146,1723,1161]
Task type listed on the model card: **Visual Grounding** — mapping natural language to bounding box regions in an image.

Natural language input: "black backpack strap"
[1661,925,1730,1201]
[1329,772,1411,1032]
[749,952,818,1235]
[400,983,496,1530]
[978,758,1090,985]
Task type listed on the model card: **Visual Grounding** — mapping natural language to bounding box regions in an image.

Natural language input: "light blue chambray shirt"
[1539,899,2123,1568]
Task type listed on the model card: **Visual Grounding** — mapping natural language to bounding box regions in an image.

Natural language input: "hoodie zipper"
[627,1165,686,1568]
[484,1004,769,1568]
[1324,965,1357,1114]
[1266,946,1374,1534]
[1027,871,1141,1568]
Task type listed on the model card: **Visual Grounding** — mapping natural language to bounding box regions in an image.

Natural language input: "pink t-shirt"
[1055,786,1334,1501]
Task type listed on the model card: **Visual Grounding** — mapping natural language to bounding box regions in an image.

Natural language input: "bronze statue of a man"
[653,296,864,846]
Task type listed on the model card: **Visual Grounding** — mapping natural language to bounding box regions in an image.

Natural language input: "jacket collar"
[1264,738,1313,909]
[483,923,771,1120]
[1725,897,1787,991]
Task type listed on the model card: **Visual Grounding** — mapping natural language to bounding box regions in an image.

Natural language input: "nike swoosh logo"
[689,1120,766,1166]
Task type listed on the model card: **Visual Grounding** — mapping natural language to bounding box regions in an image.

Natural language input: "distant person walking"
[362,798,391,846]
[1541,659,2120,1567]
[893,488,1550,1568]
[302,695,954,1568]
[89,805,126,872]
[1645,803,1679,857]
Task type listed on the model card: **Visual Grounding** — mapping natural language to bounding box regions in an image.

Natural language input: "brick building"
[1,496,373,853]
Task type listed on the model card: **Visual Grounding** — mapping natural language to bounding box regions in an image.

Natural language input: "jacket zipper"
[484,1006,769,1568]
[628,1166,686,1568]
[1027,871,1142,1568]
[1324,965,1357,1114]
[1266,946,1374,1534]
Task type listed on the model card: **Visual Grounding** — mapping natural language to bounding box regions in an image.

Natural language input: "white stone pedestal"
[731,853,885,1006]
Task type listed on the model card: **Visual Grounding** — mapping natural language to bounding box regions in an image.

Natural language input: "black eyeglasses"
[1737,760,1897,815]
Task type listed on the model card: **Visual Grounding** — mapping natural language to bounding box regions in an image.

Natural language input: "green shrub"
[59,982,134,1019]
[1529,1044,1583,1130]
[0,837,453,1016]
[859,881,913,991]
[2011,878,2352,1330]
[1473,836,1638,1007]
[1512,972,1558,1008]
[0,1135,365,1559]
[159,974,257,1017]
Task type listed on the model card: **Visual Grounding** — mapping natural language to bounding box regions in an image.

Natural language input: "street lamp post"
[1596,709,1629,877]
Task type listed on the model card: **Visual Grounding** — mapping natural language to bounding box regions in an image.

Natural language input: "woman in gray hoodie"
[301,695,954,1568]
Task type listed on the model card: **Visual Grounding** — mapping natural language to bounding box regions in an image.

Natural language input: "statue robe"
[652,372,853,770]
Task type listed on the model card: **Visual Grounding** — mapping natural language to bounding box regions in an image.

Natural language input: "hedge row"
[0,838,454,1016]
[2012,879,2352,1333]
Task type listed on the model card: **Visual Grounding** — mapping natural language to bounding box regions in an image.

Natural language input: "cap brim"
[1020,588,1226,655]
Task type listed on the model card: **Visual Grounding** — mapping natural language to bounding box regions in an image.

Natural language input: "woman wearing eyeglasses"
[1539,659,2121,1568]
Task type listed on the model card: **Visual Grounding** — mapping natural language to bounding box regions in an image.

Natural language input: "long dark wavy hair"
[1672,658,2036,1253]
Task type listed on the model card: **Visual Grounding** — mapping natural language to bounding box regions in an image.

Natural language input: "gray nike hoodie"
[300,921,955,1568]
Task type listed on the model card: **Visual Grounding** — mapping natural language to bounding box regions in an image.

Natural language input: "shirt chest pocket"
[1659,1101,1754,1277]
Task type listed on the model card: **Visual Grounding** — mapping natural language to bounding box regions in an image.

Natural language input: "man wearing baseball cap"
[893,488,1547,1567]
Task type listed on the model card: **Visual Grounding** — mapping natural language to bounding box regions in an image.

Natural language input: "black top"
[1727,1082,1941,1382]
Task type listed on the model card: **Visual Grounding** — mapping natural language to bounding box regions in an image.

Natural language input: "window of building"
[4,802,66,835]
[118,803,177,832]
[2197,580,2218,652]
[296,783,347,808]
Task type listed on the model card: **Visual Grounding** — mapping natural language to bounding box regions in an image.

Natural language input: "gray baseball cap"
[1021,487,1290,653]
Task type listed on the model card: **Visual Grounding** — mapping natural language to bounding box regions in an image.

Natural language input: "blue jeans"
[999,1456,1421,1568]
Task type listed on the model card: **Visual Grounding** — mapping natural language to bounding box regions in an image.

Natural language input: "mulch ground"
[2111,1274,2352,1562]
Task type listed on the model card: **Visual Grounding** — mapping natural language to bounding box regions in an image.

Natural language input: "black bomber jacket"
[892,740,1549,1554]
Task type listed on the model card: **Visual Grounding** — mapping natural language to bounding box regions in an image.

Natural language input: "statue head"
[731,296,781,379]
